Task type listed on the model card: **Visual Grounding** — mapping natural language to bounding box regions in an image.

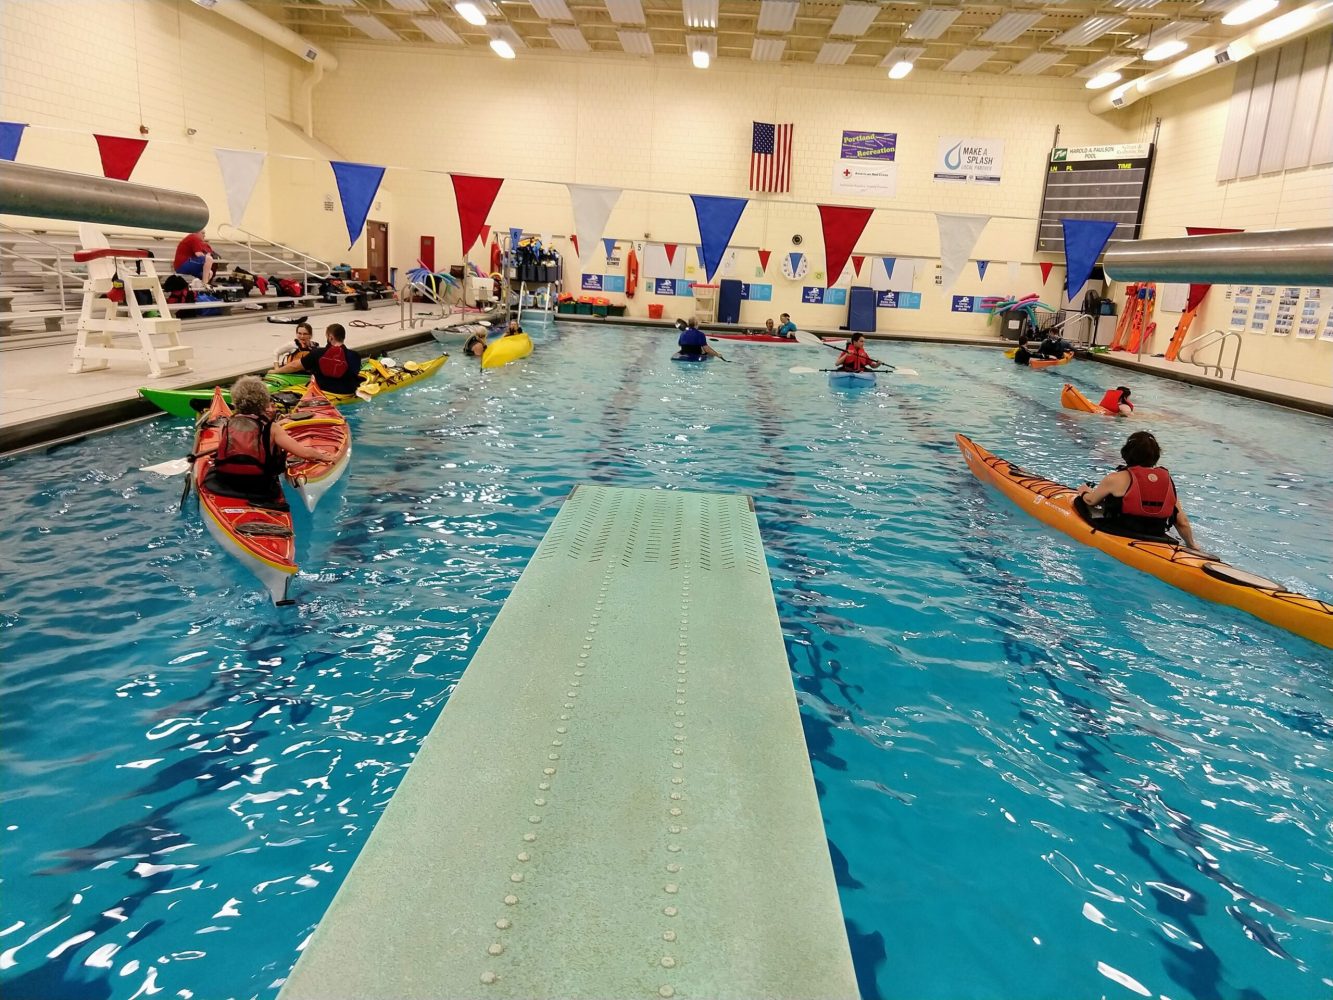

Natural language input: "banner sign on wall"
[933,137,1004,184]
[951,295,975,312]
[603,275,626,293]
[802,287,848,305]
[833,129,898,196]
[653,278,692,296]
[582,274,603,291]
[877,290,922,309]
[740,283,773,301]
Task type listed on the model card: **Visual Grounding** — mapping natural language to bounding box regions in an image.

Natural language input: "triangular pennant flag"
[603,238,617,260]
[852,255,865,277]
[0,122,26,162]
[1184,226,1244,311]
[976,259,989,280]
[936,213,990,291]
[566,183,621,264]
[817,205,874,289]
[1039,261,1054,285]
[94,134,148,181]
[331,161,387,249]
[509,226,524,249]
[1060,218,1118,301]
[213,148,265,227]
[689,194,749,283]
[696,245,704,267]
[788,252,803,275]
[1007,260,1021,285]
[570,235,579,259]
[664,243,678,265]
[451,174,504,255]
[480,224,491,247]
[757,249,772,273]
[881,257,896,280]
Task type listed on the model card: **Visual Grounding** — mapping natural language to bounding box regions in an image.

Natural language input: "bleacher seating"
[0,226,387,351]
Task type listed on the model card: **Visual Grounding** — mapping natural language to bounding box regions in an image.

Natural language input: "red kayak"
[707,333,798,343]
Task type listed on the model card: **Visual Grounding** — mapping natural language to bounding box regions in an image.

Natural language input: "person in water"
[835,332,879,372]
[677,318,721,359]
[777,313,797,339]
[1098,385,1134,415]
[1036,329,1072,359]
[464,329,488,359]
[1077,430,1197,548]
[204,375,335,501]
[503,320,525,337]
[272,322,315,368]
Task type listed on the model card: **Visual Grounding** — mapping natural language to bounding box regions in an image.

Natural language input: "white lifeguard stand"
[69,224,193,378]
[689,282,719,325]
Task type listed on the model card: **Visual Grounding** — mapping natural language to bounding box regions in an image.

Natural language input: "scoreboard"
[1036,142,1155,256]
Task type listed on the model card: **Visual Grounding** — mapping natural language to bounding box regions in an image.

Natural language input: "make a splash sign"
[934,137,1004,184]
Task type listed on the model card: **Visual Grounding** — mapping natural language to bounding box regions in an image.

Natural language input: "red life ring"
[626,246,639,299]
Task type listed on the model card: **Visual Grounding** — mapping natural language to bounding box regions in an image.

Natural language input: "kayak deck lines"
[278,484,857,1000]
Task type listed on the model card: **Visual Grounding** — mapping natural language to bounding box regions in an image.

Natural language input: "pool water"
[2,323,1330,1000]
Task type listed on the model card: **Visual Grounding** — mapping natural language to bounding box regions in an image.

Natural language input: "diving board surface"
[279,484,858,1000]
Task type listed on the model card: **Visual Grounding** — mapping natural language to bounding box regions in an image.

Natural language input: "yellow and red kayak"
[281,381,351,512]
[1060,383,1113,414]
[955,433,1333,648]
[194,387,297,605]
[324,355,448,405]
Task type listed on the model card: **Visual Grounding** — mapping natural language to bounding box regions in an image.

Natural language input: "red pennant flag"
[480,224,491,247]
[94,134,148,182]
[1039,261,1054,285]
[852,255,865,277]
[570,234,579,259]
[1184,226,1244,311]
[817,205,874,289]
[450,174,504,256]
[664,243,678,265]
[757,249,772,273]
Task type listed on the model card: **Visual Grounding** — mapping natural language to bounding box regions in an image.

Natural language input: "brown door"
[419,235,435,272]
[366,220,388,283]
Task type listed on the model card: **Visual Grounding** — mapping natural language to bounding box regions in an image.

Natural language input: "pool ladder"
[1179,327,1242,381]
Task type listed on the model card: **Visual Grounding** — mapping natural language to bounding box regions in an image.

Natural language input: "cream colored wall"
[1119,46,1333,387]
[0,0,296,240]
[311,43,1135,338]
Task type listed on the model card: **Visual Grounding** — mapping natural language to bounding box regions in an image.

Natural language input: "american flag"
[750,121,793,193]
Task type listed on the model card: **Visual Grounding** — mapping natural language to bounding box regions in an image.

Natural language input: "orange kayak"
[1060,383,1112,414]
[281,381,351,512]
[1029,352,1074,369]
[955,433,1333,648]
[193,387,298,605]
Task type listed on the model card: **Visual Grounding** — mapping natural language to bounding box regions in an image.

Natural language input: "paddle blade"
[141,457,191,476]
[894,367,920,376]
[788,366,819,374]
[792,330,831,348]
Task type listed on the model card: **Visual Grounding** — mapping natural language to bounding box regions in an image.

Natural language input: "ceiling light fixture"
[1144,38,1188,60]
[490,37,516,58]
[1086,70,1123,89]
[1222,0,1279,26]
[692,49,710,68]
[888,60,914,79]
[455,2,487,26]
[687,34,716,68]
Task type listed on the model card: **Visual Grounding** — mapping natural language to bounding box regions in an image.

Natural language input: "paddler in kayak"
[677,318,721,360]
[777,313,797,339]
[1098,386,1134,415]
[503,320,525,337]
[463,329,488,359]
[198,376,336,504]
[834,333,880,373]
[271,322,315,369]
[274,323,364,396]
[1076,431,1198,549]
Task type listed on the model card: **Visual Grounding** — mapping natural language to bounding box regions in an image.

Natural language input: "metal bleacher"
[0,223,370,352]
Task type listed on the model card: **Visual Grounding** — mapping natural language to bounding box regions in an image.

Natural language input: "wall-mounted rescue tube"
[626,246,639,298]
[0,161,209,233]
[1104,227,1333,287]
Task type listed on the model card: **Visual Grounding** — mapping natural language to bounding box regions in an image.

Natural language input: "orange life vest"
[214,414,278,480]
[1120,466,1176,520]
[626,247,639,299]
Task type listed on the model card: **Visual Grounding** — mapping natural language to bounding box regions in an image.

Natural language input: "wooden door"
[366,220,388,283]
[419,235,435,272]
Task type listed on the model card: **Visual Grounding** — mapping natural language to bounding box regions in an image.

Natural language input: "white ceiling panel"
[384,0,429,11]
[617,28,653,55]
[979,12,1044,44]
[816,41,857,65]
[829,3,880,38]
[1076,54,1136,78]
[344,14,399,40]
[756,0,798,34]
[490,24,526,48]
[1011,51,1065,75]
[681,0,718,30]
[604,0,644,26]
[751,37,787,62]
[548,23,589,49]
[528,0,573,20]
[944,49,994,72]
[1051,16,1129,47]
[880,45,926,68]
[1128,20,1208,49]
[904,9,961,40]
[412,18,463,44]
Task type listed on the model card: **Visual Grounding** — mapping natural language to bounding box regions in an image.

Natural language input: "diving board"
[279,484,857,1000]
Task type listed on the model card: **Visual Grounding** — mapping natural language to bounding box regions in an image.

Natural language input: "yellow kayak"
[482,332,533,370]
[325,355,448,404]
[956,433,1333,648]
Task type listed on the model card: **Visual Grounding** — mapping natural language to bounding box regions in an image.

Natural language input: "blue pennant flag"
[976,259,989,280]
[603,238,617,260]
[789,252,804,274]
[330,160,386,249]
[1061,219,1118,300]
[689,194,748,282]
[0,122,25,162]
[881,257,896,280]
[510,226,524,249]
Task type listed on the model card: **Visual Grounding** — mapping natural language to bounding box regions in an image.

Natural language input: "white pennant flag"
[935,213,990,292]
[566,184,621,265]
[1007,260,1021,286]
[214,148,266,228]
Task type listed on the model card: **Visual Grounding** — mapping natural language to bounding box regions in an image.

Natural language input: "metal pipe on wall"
[1103,227,1333,285]
[0,162,209,233]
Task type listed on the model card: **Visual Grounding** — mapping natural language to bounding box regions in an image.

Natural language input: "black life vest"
[214,414,278,479]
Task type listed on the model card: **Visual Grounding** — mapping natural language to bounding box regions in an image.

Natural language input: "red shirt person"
[173,230,216,284]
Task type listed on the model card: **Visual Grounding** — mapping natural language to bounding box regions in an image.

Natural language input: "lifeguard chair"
[69,224,193,378]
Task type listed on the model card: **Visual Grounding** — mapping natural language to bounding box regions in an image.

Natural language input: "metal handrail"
[216,223,332,286]
[1181,327,1241,381]
[0,221,80,305]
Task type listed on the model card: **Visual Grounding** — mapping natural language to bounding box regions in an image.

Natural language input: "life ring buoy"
[490,240,502,276]
[626,247,639,299]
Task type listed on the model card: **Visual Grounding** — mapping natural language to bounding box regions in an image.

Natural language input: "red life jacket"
[1120,466,1176,520]
[318,344,349,378]
[214,414,275,479]
[1098,389,1133,412]
[838,342,871,372]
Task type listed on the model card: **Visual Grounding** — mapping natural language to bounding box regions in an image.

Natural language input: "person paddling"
[834,333,879,373]
[1077,430,1197,548]
[677,318,721,360]
[273,323,364,395]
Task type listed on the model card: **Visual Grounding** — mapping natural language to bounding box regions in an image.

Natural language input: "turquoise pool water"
[2,323,1330,1000]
